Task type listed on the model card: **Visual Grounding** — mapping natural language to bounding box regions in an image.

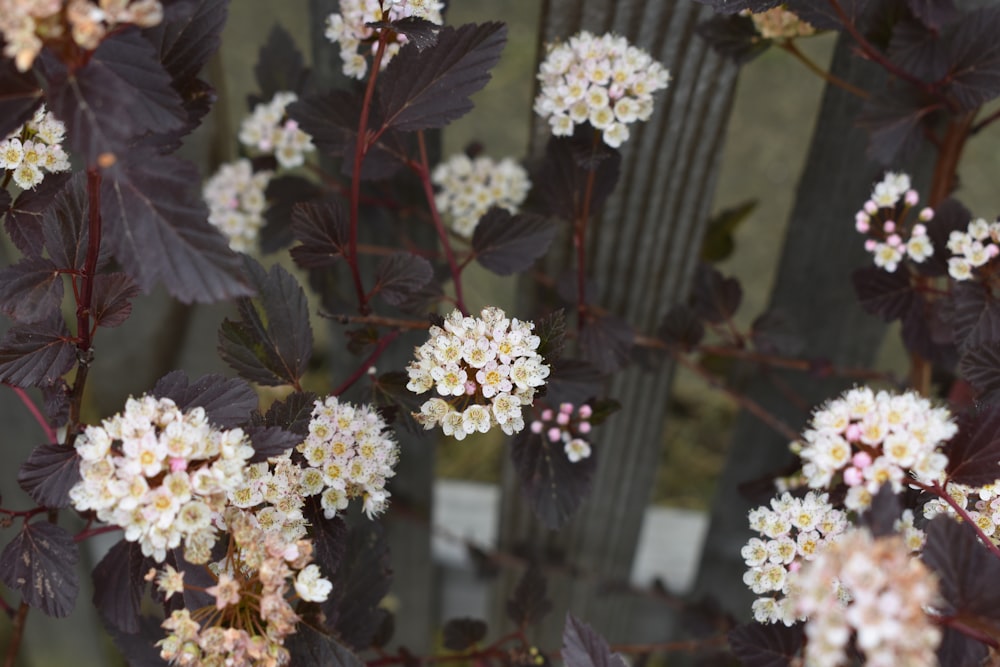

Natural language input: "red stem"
[826,0,928,89]
[922,480,1000,561]
[332,330,401,397]
[10,387,56,443]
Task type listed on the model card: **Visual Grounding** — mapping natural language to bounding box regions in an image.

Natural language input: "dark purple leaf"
[384,16,441,51]
[252,391,318,435]
[323,520,392,650]
[17,443,80,508]
[536,309,567,362]
[371,371,424,434]
[751,310,803,356]
[218,259,313,386]
[696,14,771,65]
[246,425,301,462]
[92,539,152,633]
[946,402,1000,486]
[952,281,1000,351]
[936,626,989,667]
[659,305,705,352]
[40,171,95,272]
[101,150,252,303]
[42,380,70,428]
[545,359,604,406]
[252,24,310,103]
[45,30,186,164]
[858,485,903,538]
[151,370,257,428]
[691,0,782,14]
[103,615,169,666]
[942,7,1000,110]
[144,0,230,84]
[586,399,621,427]
[0,257,63,323]
[0,55,42,137]
[918,197,970,277]
[290,197,349,268]
[263,174,324,252]
[901,292,956,365]
[907,0,958,29]
[376,22,507,132]
[91,273,141,328]
[690,264,742,324]
[4,172,71,258]
[510,429,596,530]
[0,521,78,617]
[579,312,634,374]
[958,343,1000,401]
[506,565,552,626]
[858,83,941,164]
[286,624,366,667]
[537,131,621,222]
[888,18,949,84]
[471,209,557,276]
[923,515,1000,621]
[0,317,77,387]
[852,265,914,322]
[443,618,488,651]
[728,621,804,667]
[303,496,347,580]
[562,614,626,667]
[372,253,434,307]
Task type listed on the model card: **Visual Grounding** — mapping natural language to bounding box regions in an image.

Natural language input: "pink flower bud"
[530,421,543,434]
[541,409,554,421]
[887,234,902,247]
[856,219,870,233]
[905,189,919,206]
[912,224,927,236]
[883,220,896,233]
[556,413,570,425]
[852,451,873,468]
[788,561,801,573]
[169,457,188,473]
[864,239,877,252]
[578,405,593,418]
[548,428,562,443]
[465,381,478,396]
[845,423,863,443]
[284,119,299,131]
[560,402,574,414]
[843,467,863,486]
[864,200,878,215]
[578,421,591,434]
[919,207,935,221]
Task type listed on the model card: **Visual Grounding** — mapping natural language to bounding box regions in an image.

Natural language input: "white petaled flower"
[294,395,398,520]
[203,159,273,253]
[1,105,71,189]
[745,7,816,40]
[432,154,531,238]
[69,395,253,563]
[945,217,1000,282]
[294,563,333,602]
[789,527,941,667]
[534,30,670,148]
[924,480,1000,545]
[795,388,956,512]
[741,491,847,626]
[855,172,936,272]
[408,307,550,439]
[238,91,315,169]
[324,0,444,80]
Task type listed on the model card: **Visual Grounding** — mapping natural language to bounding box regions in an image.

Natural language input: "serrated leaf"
[322,520,392,650]
[751,310,803,356]
[959,343,1000,401]
[263,174,325,252]
[902,292,956,365]
[42,380,70,429]
[144,0,230,84]
[303,496,347,581]
[690,264,742,324]
[537,131,621,222]
[923,515,1000,623]
[0,318,77,387]
[887,18,950,84]
[510,429,596,530]
[101,150,252,303]
[0,257,63,323]
[936,626,989,667]
[952,281,1000,351]
[385,16,441,51]
[371,371,424,434]
[728,621,804,667]
[286,624,366,667]
[4,172,71,259]
[372,253,434,307]
[942,7,1000,110]
[253,25,310,103]
[907,0,958,29]
[918,197,970,277]
[945,402,1000,486]
[246,425,302,462]
[659,305,705,352]
[92,539,151,633]
[506,565,552,627]
[852,265,914,322]
[151,370,257,428]
[579,313,634,375]
[858,83,940,164]
[91,273,141,328]
[536,310,567,362]
[696,15,771,66]
[562,614,626,667]
[0,521,79,617]
[40,170,95,272]
[45,30,186,164]
[376,22,507,132]
[219,258,313,386]
[545,359,604,406]
[443,618,488,651]
[290,198,349,268]
[858,485,902,538]
[253,391,318,435]
[0,56,43,137]
[103,615,169,667]
[17,443,80,508]
[471,209,557,275]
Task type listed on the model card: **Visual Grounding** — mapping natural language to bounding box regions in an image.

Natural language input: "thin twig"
[332,331,401,396]
[780,40,869,99]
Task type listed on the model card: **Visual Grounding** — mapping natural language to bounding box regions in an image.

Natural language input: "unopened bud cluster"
[432,154,531,238]
[238,92,315,169]
[155,507,331,666]
[534,30,670,148]
[324,0,444,79]
[203,159,272,253]
[795,387,955,511]
[69,395,253,563]
[742,491,847,625]
[1,0,163,71]
[529,402,593,463]
[945,216,1000,281]
[855,172,934,273]
[0,105,71,190]
[743,7,816,40]
[790,527,941,667]
[408,307,550,439]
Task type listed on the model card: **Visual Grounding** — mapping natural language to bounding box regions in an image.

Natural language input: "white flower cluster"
[1,0,162,71]
[228,454,313,543]
[296,396,399,520]
[796,387,955,511]
[529,402,594,463]
[324,0,444,79]
[742,491,848,626]
[69,395,253,563]
[790,527,941,667]
[238,92,315,169]
[408,307,549,439]
[744,7,816,40]
[203,159,272,253]
[924,480,1000,543]
[432,154,531,238]
[0,105,71,190]
[854,172,935,273]
[945,216,1000,281]
[534,30,670,148]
